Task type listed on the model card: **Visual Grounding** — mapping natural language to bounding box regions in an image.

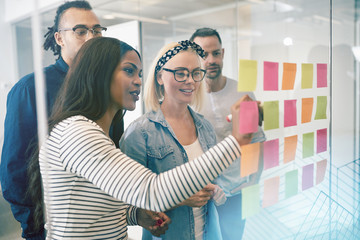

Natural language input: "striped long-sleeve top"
[39,115,241,239]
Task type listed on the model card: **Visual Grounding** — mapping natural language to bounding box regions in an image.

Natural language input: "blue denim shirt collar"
[54,57,69,74]
[147,105,204,130]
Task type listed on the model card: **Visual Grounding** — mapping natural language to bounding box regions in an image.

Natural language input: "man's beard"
[206,65,222,80]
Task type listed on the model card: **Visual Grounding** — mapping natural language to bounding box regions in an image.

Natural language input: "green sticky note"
[263,101,279,130]
[315,96,327,120]
[285,170,298,198]
[301,63,313,89]
[238,59,257,91]
[303,132,314,158]
[242,184,260,219]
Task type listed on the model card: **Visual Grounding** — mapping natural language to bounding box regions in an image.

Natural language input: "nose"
[206,54,216,64]
[85,30,96,41]
[184,73,195,84]
[134,75,142,86]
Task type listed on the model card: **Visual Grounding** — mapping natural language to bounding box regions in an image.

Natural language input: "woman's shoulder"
[53,115,100,133]
[190,108,213,128]
[123,111,159,136]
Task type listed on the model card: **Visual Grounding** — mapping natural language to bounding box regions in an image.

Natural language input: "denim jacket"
[119,106,222,240]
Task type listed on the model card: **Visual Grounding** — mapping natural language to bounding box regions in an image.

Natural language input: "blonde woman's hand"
[180,184,215,208]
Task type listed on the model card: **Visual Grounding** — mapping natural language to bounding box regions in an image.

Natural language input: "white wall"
[0,0,17,156]
[4,0,61,22]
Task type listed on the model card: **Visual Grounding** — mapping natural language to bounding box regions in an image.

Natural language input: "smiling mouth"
[207,67,218,71]
[130,90,140,96]
[180,89,194,93]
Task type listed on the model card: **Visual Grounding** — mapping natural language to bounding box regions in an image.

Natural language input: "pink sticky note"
[284,100,297,127]
[317,63,327,88]
[316,159,327,185]
[302,164,314,190]
[264,61,279,91]
[263,139,279,170]
[239,101,259,134]
[317,128,327,153]
[262,176,279,208]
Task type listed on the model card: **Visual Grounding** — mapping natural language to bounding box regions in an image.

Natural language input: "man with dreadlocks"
[0,1,104,239]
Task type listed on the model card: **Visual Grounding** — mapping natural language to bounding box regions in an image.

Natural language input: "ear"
[221,48,225,59]
[54,32,64,47]
[157,72,164,85]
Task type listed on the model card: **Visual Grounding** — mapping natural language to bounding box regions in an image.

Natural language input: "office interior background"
[0,0,359,239]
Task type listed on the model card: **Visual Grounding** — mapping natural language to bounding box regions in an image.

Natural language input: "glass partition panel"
[2,0,360,239]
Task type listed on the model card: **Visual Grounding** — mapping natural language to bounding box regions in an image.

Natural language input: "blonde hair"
[144,41,205,112]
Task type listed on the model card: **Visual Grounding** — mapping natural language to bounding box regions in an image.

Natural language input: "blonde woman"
[120,40,226,240]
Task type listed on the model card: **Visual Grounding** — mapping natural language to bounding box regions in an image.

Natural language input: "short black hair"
[43,0,93,57]
[189,27,222,44]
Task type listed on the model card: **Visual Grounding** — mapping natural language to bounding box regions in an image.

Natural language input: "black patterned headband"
[154,40,205,77]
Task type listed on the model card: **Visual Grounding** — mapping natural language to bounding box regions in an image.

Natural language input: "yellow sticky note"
[242,184,260,219]
[238,59,257,91]
[301,63,313,89]
[240,142,260,177]
[315,96,327,120]
[263,101,279,130]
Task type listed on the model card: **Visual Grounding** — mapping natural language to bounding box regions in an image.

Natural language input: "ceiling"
[38,0,356,36]
[16,0,360,38]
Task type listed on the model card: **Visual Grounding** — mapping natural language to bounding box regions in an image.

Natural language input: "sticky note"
[301,63,313,89]
[263,139,279,170]
[302,163,314,190]
[285,170,298,198]
[315,96,327,120]
[262,176,279,208]
[301,98,313,123]
[240,142,260,177]
[316,159,327,185]
[284,135,297,163]
[282,63,297,90]
[303,132,314,158]
[317,63,327,88]
[264,61,279,91]
[284,99,297,127]
[317,128,327,153]
[239,101,259,134]
[263,101,279,130]
[238,59,257,91]
[242,184,260,219]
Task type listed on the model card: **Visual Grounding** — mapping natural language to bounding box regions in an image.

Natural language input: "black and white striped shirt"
[39,115,241,239]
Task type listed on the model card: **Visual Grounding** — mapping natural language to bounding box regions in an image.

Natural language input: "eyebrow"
[73,24,102,28]
[173,67,201,70]
[123,62,140,70]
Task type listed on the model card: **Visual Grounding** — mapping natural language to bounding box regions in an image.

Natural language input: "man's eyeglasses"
[58,25,107,39]
[162,68,206,82]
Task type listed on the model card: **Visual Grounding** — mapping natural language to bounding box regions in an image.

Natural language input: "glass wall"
[1,0,359,239]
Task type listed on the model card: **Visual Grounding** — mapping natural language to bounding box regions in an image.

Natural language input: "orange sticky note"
[262,176,280,208]
[281,63,297,90]
[301,98,313,123]
[284,135,298,163]
[240,142,260,177]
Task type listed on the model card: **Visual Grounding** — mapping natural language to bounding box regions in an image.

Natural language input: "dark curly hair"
[43,0,92,57]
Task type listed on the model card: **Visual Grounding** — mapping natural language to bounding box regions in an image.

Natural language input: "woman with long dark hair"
[32,37,252,239]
